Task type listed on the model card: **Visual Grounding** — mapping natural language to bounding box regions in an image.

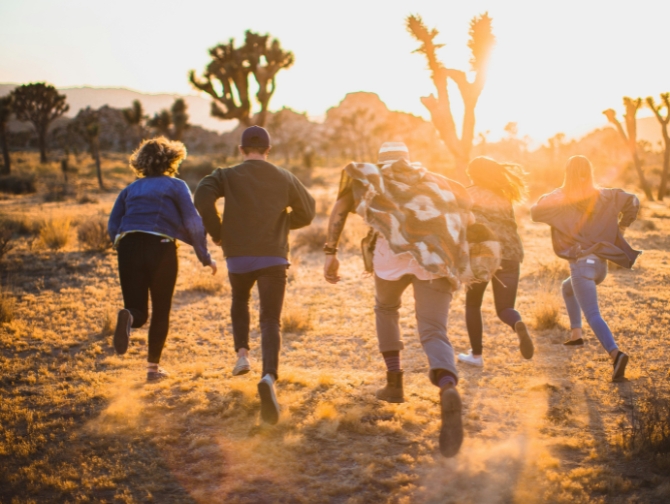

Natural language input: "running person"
[108,137,216,381]
[531,155,640,381]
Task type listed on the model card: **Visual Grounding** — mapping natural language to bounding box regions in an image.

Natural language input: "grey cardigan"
[530,188,641,268]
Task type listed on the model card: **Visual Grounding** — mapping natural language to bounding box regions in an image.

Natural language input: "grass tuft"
[40,218,71,250]
[282,306,312,333]
[531,288,563,329]
[77,218,112,251]
[0,287,15,323]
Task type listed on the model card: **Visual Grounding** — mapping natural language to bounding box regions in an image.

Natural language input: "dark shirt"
[194,159,315,259]
[530,188,641,268]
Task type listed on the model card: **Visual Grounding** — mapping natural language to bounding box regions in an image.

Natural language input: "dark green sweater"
[194,160,315,258]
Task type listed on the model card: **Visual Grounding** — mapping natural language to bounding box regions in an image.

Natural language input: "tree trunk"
[0,125,10,175]
[38,128,47,164]
[658,133,670,200]
[631,151,654,201]
[93,140,104,189]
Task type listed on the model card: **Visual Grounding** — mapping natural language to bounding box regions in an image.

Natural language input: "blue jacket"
[108,176,212,266]
[531,188,641,268]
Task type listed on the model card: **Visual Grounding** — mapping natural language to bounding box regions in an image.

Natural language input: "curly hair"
[129,137,187,177]
[467,156,528,203]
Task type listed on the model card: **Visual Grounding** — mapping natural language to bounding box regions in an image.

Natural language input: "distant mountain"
[0,84,234,133]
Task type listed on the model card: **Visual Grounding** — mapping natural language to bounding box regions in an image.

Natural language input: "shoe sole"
[457,357,483,367]
[113,309,131,355]
[613,353,629,382]
[258,380,280,425]
[375,392,405,404]
[439,388,464,458]
[147,372,168,382]
[232,366,250,376]
[516,322,534,359]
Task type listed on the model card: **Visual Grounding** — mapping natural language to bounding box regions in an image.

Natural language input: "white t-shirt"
[373,234,439,281]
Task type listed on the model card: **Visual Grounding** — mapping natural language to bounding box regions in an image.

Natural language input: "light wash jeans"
[561,255,618,354]
[374,274,457,384]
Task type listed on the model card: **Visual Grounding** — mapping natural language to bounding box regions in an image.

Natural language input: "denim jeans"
[465,259,523,355]
[374,274,457,385]
[562,255,618,354]
[228,265,287,379]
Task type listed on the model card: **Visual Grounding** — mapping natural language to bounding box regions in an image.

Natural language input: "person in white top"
[323,142,474,458]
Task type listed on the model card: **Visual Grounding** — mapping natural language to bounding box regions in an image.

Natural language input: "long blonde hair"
[562,156,599,211]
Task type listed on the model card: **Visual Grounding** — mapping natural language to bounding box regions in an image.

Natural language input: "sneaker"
[113,309,132,355]
[563,337,584,346]
[439,387,464,458]
[257,374,280,425]
[457,350,483,367]
[147,367,169,381]
[515,321,534,359]
[232,355,251,376]
[612,352,629,382]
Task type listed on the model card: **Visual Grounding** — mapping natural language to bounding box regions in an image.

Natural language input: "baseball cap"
[240,126,271,148]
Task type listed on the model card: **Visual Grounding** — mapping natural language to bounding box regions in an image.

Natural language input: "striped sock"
[437,371,457,389]
[382,351,401,372]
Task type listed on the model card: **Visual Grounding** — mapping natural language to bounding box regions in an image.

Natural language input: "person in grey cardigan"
[531,155,640,382]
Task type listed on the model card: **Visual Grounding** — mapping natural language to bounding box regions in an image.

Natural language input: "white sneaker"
[232,355,251,376]
[458,350,484,367]
[257,374,280,425]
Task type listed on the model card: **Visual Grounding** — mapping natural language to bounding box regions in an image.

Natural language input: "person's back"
[197,159,314,258]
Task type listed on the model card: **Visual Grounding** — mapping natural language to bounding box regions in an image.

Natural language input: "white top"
[373,234,439,281]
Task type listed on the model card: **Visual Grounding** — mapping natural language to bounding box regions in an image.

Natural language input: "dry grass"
[1,163,669,503]
[0,287,15,323]
[77,218,112,251]
[531,288,564,330]
[282,305,312,333]
[39,218,71,250]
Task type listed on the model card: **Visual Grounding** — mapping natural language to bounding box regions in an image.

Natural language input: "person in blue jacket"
[531,155,640,382]
[108,137,216,381]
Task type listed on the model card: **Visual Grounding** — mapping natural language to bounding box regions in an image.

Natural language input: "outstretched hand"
[324,255,341,284]
[208,260,218,276]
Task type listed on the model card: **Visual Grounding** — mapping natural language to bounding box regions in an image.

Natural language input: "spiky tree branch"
[122,100,146,144]
[603,98,654,200]
[11,83,69,163]
[646,93,670,200]
[406,13,495,181]
[190,30,294,127]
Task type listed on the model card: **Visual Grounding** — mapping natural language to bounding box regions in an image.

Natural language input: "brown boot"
[375,371,405,403]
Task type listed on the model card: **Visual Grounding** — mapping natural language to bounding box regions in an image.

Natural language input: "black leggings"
[117,232,178,363]
[465,259,522,355]
[229,265,287,380]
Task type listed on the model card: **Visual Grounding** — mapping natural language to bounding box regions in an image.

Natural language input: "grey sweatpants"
[374,274,458,385]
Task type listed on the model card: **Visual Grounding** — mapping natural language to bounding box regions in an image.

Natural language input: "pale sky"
[1,0,668,142]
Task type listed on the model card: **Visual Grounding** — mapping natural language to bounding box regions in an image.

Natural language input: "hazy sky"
[1,0,668,142]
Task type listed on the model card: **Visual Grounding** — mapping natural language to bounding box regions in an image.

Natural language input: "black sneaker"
[515,321,534,359]
[113,309,132,355]
[439,387,464,458]
[563,338,584,346]
[612,352,629,382]
[257,375,280,425]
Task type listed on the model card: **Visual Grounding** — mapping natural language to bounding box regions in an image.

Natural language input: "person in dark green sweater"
[194,126,315,424]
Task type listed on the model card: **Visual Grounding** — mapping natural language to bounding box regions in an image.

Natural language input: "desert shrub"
[531,289,563,329]
[534,260,570,283]
[43,182,68,202]
[77,218,112,252]
[78,194,99,204]
[0,174,36,194]
[292,222,328,253]
[623,379,670,459]
[0,215,41,236]
[0,228,14,261]
[0,288,15,323]
[282,306,312,334]
[40,218,71,250]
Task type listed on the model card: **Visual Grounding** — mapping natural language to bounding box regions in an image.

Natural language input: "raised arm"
[193,170,225,242]
[530,189,564,224]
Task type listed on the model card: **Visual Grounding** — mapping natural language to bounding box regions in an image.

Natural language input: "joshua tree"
[603,98,654,200]
[122,100,146,144]
[0,95,12,174]
[70,107,104,189]
[10,83,69,163]
[171,98,190,141]
[190,30,294,127]
[407,13,496,182]
[646,93,670,200]
[147,109,173,138]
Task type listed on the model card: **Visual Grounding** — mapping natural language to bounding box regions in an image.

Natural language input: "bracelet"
[323,244,338,255]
